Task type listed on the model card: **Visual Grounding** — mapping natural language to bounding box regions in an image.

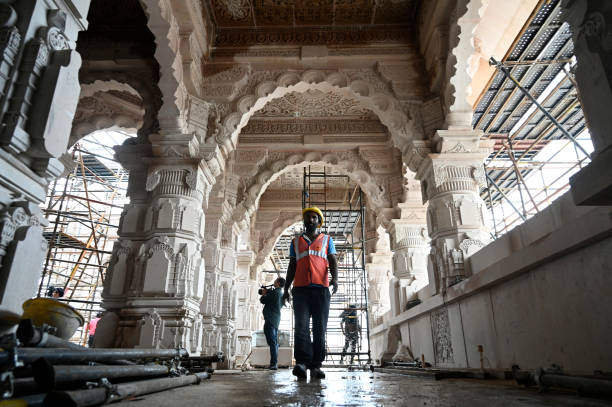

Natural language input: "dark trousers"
[341,331,359,362]
[263,321,279,366]
[292,286,330,369]
[88,335,95,347]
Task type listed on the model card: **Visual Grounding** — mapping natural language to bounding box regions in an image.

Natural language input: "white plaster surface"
[408,314,435,365]
[373,195,612,375]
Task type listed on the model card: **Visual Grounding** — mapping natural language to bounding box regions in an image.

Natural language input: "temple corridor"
[114,369,612,407]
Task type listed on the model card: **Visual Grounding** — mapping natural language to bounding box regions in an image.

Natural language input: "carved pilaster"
[416,130,492,292]
[0,200,47,318]
[366,253,392,328]
[0,1,89,320]
[388,213,429,315]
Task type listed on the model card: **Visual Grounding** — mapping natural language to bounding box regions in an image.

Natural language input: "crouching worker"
[260,277,285,370]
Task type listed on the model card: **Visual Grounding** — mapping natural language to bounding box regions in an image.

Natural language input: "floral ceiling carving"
[253,90,376,119]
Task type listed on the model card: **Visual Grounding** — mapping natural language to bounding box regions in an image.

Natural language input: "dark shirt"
[340,310,360,333]
[260,287,283,328]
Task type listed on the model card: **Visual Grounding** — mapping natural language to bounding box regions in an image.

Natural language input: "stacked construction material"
[1,319,223,406]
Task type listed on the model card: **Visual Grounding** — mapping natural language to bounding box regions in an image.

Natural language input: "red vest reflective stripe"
[293,234,330,287]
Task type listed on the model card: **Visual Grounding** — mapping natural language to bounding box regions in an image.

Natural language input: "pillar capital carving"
[388,220,428,252]
[417,154,489,203]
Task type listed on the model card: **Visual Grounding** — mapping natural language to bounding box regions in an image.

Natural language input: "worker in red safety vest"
[283,207,338,380]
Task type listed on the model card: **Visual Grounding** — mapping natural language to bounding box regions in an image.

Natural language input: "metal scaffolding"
[37,130,131,345]
[474,0,593,237]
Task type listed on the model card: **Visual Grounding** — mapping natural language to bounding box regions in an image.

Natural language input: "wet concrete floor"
[115,368,612,406]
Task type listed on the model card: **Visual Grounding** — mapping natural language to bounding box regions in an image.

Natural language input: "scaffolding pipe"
[485,174,527,221]
[43,371,211,407]
[14,348,188,365]
[489,57,591,159]
[513,366,612,397]
[33,359,169,391]
[359,190,371,364]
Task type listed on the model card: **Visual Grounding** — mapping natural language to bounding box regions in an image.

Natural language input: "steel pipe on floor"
[539,373,612,396]
[15,348,188,365]
[513,366,612,397]
[16,320,136,366]
[33,359,170,391]
[44,371,211,407]
[17,319,89,351]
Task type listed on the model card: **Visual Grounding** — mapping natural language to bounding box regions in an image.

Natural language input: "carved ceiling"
[207,0,419,28]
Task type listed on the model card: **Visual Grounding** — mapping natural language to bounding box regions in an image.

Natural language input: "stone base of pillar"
[97,300,201,352]
[570,147,612,205]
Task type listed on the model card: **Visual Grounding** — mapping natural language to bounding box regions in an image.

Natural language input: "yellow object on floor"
[21,298,84,340]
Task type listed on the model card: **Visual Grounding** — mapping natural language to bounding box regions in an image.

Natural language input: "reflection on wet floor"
[115,368,612,407]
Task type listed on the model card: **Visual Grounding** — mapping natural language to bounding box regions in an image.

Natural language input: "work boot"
[269,364,278,370]
[311,367,326,379]
[292,363,307,379]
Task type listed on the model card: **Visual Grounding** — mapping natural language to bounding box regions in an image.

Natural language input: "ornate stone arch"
[252,212,302,270]
[70,80,145,147]
[77,69,161,142]
[233,150,397,226]
[139,0,212,133]
[210,69,425,156]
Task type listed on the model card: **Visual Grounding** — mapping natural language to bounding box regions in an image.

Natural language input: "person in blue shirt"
[259,277,285,370]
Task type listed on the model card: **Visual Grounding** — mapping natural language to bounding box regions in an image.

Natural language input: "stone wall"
[371,192,612,375]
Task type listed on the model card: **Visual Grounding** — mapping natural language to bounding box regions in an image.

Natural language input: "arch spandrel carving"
[202,69,426,157]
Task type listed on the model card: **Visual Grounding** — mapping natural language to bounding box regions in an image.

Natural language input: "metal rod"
[359,189,371,364]
[489,57,591,159]
[513,366,612,397]
[484,165,498,238]
[43,371,211,406]
[17,319,88,351]
[485,174,527,221]
[505,138,539,213]
[34,359,169,391]
[54,298,102,305]
[502,58,573,66]
[15,348,188,365]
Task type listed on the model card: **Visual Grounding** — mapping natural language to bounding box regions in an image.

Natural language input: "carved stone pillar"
[215,221,240,368]
[234,249,254,366]
[562,0,612,205]
[201,199,224,356]
[0,2,89,318]
[201,195,240,367]
[417,130,492,292]
[366,253,392,328]
[388,210,429,315]
[99,135,219,351]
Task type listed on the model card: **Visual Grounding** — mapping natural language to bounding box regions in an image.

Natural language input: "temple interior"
[1,0,611,405]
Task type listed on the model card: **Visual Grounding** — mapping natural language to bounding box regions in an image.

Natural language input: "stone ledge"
[379,199,612,330]
[570,147,612,206]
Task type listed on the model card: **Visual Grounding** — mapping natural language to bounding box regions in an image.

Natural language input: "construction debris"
[0,326,224,406]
